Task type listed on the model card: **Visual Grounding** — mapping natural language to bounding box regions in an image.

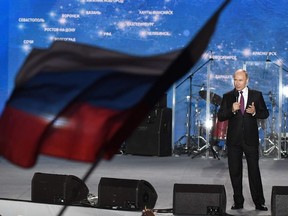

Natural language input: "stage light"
[283,86,288,98]
[205,118,213,130]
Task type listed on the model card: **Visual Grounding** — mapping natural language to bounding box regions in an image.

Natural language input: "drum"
[213,119,228,140]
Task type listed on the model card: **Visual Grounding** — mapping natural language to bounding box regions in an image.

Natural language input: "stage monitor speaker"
[31,172,89,205]
[173,184,226,215]
[271,186,288,216]
[125,107,172,156]
[98,177,158,210]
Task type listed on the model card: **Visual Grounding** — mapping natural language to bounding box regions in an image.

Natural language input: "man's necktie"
[240,91,245,114]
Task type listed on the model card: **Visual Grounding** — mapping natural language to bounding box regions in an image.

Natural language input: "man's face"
[233,71,248,91]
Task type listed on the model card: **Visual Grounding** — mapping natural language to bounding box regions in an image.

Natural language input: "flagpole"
[56,152,104,216]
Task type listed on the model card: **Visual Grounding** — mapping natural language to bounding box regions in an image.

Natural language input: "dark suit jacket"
[217,88,269,146]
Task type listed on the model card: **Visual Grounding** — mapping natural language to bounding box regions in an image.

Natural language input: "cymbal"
[199,90,222,106]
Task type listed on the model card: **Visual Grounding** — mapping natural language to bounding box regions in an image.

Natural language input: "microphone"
[234,90,239,102]
[233,90,239,114]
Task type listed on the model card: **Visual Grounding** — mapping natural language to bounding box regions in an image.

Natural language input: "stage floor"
[0,153,287,216]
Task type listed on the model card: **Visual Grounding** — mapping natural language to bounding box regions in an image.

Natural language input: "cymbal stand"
[264,95,285,156]
[175,59,212,155]
[191,135,220,159]
[194,97,203,150]
[173,95,197,155]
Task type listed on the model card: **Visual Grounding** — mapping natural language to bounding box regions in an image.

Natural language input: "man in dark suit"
[217,69,269,211]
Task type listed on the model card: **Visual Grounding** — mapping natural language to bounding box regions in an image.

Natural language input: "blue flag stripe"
[9,70,157,116]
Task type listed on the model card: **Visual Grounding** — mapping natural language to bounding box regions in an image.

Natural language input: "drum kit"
[175,88,288,158]
[174,88,228,159]
[191,90,228,159]
[198,90,228,141]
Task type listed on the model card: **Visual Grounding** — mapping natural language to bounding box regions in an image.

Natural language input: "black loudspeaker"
[271,186,288,216]
[173,184,226,215]
[125,107,172,156]
[98,177,158,210]
[31,172,89,205]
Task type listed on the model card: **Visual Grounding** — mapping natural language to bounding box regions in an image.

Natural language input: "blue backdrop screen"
[1,1,288,142]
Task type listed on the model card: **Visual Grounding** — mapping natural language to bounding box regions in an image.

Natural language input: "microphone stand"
[175,57,212,155]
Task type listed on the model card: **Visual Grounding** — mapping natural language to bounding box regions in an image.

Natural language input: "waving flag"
[0,0,230,168]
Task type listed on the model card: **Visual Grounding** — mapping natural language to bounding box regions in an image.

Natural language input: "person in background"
[217,69,269,211]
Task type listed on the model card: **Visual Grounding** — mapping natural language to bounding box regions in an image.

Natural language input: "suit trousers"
[227,141,265,206]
